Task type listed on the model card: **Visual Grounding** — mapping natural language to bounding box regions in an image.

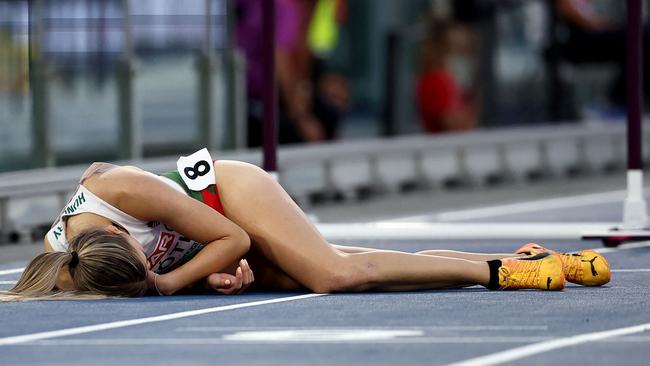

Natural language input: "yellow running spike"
[515,243,611,286]
[498,253,565,291]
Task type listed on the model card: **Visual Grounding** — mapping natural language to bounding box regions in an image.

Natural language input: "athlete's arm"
[99,168,250,295]
[44,237,54,252]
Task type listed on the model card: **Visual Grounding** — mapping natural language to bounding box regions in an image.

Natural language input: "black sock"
[486,260,502,290]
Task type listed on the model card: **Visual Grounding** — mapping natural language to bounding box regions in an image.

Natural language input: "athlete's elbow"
[232,229,250,256]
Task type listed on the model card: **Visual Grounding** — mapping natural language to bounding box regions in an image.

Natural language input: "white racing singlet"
[46,151,216,274]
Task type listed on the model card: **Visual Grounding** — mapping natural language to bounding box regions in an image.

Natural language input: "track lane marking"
[0,268,24,276]
[611,269,650,272]
[177,325,549,332]
[596,241,650,253]
[446,322,650,366]
[0,294,325,346]
[17,334,650,346]
[17,336,555,346]
[390,189,628,223]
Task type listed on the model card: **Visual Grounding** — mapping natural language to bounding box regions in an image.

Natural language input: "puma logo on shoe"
[581,256,598,276]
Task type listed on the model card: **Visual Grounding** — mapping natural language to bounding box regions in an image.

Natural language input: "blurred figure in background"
[555,0,649,110]
[308,0,351,141]
[416,20,478,134]
[236,0,350,147]
[451,0,497,126]
[0,31,28,95]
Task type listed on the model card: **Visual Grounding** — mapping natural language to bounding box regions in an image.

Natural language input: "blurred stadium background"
[0,1,631,165]
[0,0,643,245]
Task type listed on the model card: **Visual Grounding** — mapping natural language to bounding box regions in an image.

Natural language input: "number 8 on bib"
[176,148,216,191]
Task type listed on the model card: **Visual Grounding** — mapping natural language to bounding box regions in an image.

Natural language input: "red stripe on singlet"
[200,186,225,216]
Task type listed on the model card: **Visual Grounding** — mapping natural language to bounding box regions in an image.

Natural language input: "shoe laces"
[560,253,582,281]
[500,258,541,289]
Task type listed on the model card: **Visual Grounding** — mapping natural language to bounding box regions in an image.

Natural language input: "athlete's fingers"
[237,261,252,295]
[241,259,252,285]
[234,267,245,294]
[236,266,243,286]
[232,267,244,290]
[248,260,255,283]
[246,260,254,284]
[207,264,253,295]
[207,273,236,290]
[238,261,246,285]
[218,278,239,294]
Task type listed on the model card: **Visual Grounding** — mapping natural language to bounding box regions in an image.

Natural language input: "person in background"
[555,0,649,110]
[236,0,349,147]
[0,32,28,95]
[416,21,478,134]
[307,0,351,141]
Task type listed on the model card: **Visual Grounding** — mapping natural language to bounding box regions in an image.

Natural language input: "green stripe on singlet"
[160,170,206,203]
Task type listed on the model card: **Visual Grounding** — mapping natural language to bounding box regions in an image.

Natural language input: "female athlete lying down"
[2,149,611,301]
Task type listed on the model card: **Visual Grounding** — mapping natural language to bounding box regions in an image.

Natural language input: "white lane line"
[0,293,325,346]
[318,222,617,241]
[596,241,650,253]
[391,189,627,223]
[222,329,423,342]
[0,268,24,276]
[611,269,650,273]
[16,335,650,347]
[177,326,548,333]
[446,322,650,366]
[605,336,650,342]
[19,336,555,346]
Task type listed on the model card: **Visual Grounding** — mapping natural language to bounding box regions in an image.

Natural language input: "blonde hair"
[1,228,148,301]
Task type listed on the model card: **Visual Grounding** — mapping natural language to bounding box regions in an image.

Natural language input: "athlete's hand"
[206,259,254,295]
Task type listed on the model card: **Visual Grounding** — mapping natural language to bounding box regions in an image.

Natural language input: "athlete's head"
[1,228,148,301]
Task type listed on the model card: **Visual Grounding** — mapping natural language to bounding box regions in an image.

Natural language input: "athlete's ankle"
[485,260,502,290]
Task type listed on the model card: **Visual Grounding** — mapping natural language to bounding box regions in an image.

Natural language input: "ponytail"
[1,228,147,301]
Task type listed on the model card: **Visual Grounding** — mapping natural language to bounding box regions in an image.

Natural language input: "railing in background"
[29,0,53,167]
[1,0,248,171]
[117,0,140,160]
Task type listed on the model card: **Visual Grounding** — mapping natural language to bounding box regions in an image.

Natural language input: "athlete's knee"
[309,256,375,293]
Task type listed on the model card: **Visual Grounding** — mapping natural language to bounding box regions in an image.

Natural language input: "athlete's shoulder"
[97,164,144,178]
[83,165,154,204]
[90,165,148,187]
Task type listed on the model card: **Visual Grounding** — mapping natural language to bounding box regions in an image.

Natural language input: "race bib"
[176,148,216,191]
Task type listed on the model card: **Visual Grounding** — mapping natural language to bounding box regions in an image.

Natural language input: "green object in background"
[308,0,338,55]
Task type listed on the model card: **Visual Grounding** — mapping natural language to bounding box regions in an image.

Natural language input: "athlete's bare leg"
[332,244,523,261]
[216,161,491,293]
[328,245,518,291]
[414,250,523,261]
[244,246,515,292]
